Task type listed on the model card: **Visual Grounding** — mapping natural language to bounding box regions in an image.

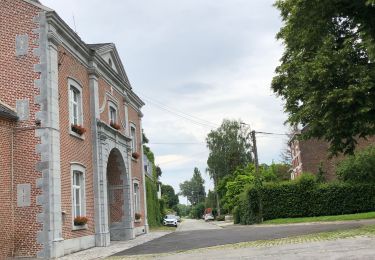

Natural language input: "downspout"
[11,124,15,257]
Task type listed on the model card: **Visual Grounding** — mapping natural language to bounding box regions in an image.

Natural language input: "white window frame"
[68,78,83,126]
[71,163,86,229]
[133,180,141,214]
[130,123,137,152]
[108,101,118,125]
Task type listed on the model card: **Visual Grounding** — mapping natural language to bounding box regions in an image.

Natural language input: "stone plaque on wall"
[16,34,29,56]
[17,184,31,207]
[16,99,29,121]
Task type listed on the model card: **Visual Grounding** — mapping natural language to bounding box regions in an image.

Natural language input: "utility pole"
[251,130,263,223]
[251,130,260,178]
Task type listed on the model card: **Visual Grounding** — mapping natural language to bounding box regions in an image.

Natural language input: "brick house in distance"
[290,127,375,180]
[0,0,148,258]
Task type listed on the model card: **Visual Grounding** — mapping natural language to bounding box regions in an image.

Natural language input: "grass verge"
[262,211,375,224]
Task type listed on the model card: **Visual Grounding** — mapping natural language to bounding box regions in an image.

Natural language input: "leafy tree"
[155,166,162,179]
[205,190,217,209]
[179,167,206,205]
[190,203,205,219]
[176,204,191,217]
[336,145,375,183]
[224,165,255,212]
[272,0,375,155]
[161,184,179,209]
[261,163,291,182]
[206,119,252,213]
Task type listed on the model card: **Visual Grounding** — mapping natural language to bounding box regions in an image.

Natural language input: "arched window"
[68,79,83,126]
[71,163,86,228]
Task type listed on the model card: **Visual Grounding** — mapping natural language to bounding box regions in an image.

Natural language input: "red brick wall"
[0,0,42,257]
[57,46,95,239]
[0,119,15,258]
[299,136,375,180]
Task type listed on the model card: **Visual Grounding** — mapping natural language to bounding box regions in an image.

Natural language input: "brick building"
[0,0,148,258]
[290,128,375,180]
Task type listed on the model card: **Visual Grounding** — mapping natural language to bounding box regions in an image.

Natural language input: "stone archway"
[106,148,133,240]
[94,121,134,247]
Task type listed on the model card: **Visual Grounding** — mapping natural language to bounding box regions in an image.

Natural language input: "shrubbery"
[234,174,375,224]
[336,145,375,183]
[190,203,205,219]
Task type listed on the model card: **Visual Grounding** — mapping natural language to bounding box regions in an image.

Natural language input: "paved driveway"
[112,219,375,256]
[176,218,221,232]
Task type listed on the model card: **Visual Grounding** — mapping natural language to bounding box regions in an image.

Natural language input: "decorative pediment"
[88,43,130,85]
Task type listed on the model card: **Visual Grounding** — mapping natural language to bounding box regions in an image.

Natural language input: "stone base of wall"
[135,226,146,237]
[63,235,95,256]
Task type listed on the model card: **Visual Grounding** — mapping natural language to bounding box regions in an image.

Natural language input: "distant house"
[290,128,375,180]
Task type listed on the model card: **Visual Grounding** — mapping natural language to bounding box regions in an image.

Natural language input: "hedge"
[234,179,375,225]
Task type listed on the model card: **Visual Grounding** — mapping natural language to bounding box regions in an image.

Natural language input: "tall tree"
[206,119,252,213]
[161,184,179,209]
[272,0,375,155]
[179,167,206,205]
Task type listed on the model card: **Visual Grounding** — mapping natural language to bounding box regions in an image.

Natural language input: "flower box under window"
[71,124,86,135]
[74,216,88,226]
[132,152,140,160]
[110,121,121,130]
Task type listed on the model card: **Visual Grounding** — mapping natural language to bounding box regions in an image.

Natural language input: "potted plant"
[110,121,121,130]
[132,152,140,160]
[71,124,86,135]
[135,213,142,221]
[74,216,88,226]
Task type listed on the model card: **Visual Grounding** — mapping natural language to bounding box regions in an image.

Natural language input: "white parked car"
[204,213,214,221]
[163,215,178,227]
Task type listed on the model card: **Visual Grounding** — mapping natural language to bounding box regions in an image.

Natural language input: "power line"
[137,92,219,129]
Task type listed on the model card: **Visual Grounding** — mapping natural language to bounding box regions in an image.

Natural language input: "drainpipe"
[11,124,15,257]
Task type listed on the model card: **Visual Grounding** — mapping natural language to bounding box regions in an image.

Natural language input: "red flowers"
[110,121,121,130]
[132,152,140,159]
[74,216,88,226]
[71,124,86,135]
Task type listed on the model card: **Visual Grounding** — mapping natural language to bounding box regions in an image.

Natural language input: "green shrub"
[190,203,205,219]
[236,178,375,224]
[336,145,375,183]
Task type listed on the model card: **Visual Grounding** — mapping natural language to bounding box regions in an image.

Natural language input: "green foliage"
[235,176,375,224]
[176,204,191,217]
[205,190,217,209]
[206,119,252,192]
[316,162,326,183]
[336,146,375,183]
[161,184,179,209]
[190,203,205,219]
[261,163,291,182]
[224,165,255,212]
[145,178,161,227]
[179,167,206,205]
[272,0,375,155]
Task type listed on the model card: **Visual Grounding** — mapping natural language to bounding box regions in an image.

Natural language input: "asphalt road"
[112,219,375,256]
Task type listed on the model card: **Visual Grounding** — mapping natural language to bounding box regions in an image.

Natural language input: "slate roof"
[0,103,18,120]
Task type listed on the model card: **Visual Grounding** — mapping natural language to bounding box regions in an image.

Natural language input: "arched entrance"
[106,148,133,241]
[94,121,135,246]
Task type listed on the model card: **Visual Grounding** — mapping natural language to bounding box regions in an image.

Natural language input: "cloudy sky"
[42,0,288,202]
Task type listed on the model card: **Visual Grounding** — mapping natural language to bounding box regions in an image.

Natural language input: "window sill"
[134,219,142,223]
[131,157,138,162]
[70,130,85,140]
[72,224,88,231]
